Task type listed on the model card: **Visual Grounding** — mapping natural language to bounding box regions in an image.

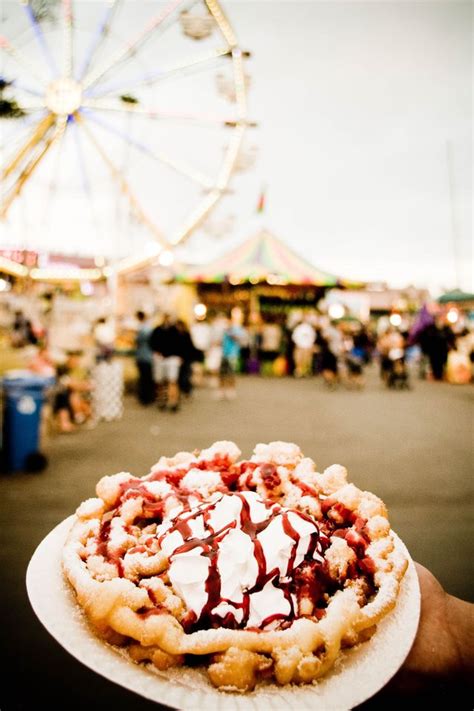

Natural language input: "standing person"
[260,319,282,374]
[377,327,401,384]
[320,336,340,388]
[446,331,472,385]
[353,324,373,365]
[283,319,295,376]
[134,311,154,405]
[408,304,434,378]
[453,326,474,382]
[11,311,27,347]
[90,316,124,422]
[217,317,247,400]
[344,335,365,389]
[11,311,37,347]
[206,313,228,388]
[149,315,184,412]
[28,342,56,377]
[190,318,210,387]
[378,327,409,388]
[53,363,76,433]
[323,320,345,362]
[176,319,197,398]
[53,354,93,431]
[291,317,316,377]
[93,317,115,362]
[149,315,167,408]
[246,312,263,375]
[418,322,450,381]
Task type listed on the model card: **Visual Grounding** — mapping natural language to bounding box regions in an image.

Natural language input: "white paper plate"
[27,516,420,711]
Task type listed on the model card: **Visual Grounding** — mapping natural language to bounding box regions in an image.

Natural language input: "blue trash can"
[2,371,55,472]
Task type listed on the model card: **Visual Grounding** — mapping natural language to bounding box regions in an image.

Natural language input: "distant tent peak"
[175,229,363,288]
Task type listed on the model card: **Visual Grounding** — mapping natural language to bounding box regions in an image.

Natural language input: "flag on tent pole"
[256,185,266,213]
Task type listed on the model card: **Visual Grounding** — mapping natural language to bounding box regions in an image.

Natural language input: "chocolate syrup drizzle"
[158,493,328,633]
[94,456,375,632]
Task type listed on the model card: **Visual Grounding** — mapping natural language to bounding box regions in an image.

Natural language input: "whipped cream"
[251,441,302,465]
[180,468,223,496]
[156,491,326,630]
[142,480,173,498]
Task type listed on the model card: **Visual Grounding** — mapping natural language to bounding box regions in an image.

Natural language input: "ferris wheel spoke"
[76,114,169,248]
[230,47,248,121]
[205,0,238,48]
[77,0,122,81]
[88,46,231,99]
[70,118,104,244]
[82,109,215,189]
[21,1,58,77]
[11,80,44,98]
[82,0,186,92]
[13,100,47,112]
[216,123,245,189]
[1,116,63,219]
[1,112,56,182]
[62,0,74,78]
[0,34,47,88]
[0,111,44,156]
[82,97,242,128]
[71,116,92,195]
[41,116,68,227]
[171,189,221,246]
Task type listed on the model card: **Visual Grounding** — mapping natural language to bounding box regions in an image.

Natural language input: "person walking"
[291,317,316,377]
[190,318,211,386]
[92,317,115,362]
[134,311,155,405]
[149,315,184,412]
[217,316,247,400]
[418,322,450,381]
[176,319,198,398]
[319,336,340,388]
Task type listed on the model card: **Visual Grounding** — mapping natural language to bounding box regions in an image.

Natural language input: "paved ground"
[1,366,472,709]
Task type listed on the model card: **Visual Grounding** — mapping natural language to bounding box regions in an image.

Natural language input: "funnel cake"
[63,441,408,692]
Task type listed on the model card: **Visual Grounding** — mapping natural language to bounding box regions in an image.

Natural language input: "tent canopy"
[437,289,474,304]
[175,229,361,287]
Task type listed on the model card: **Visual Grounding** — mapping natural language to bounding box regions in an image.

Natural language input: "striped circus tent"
[176,229,359,287]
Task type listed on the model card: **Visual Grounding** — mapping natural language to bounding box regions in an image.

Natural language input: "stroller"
[386,348,410,389]
[345,347,364,388]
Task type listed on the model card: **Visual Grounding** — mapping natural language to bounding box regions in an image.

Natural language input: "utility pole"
[445,140,461,289]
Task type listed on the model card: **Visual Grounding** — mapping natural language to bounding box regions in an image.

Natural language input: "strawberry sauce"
[94,455,377,630]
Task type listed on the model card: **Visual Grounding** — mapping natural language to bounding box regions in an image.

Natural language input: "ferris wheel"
[0,0,251,276]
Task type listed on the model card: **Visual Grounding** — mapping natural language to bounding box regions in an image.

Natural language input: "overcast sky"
[194,0,472,296]
[1,1,471,296]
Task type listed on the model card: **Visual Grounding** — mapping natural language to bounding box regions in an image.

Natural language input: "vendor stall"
[437,289,474,308]
[437,289,474,330]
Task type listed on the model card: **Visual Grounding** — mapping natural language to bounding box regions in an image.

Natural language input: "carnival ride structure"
[0,0,252,281]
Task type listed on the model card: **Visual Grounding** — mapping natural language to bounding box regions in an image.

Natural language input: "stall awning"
[175,229,361,287]
[437,289,474,304]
